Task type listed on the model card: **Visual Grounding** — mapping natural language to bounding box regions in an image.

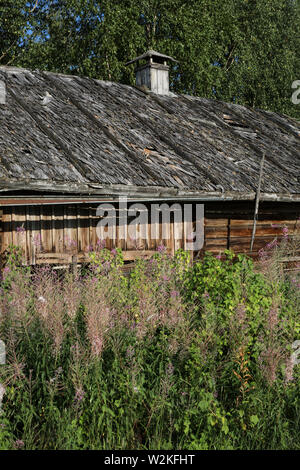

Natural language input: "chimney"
[125,50,177,95]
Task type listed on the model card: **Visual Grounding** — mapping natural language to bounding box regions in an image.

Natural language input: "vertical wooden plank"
[148,220,154,251]
[64,205,78,253]
[26,206,41,264]
[13,206,27,262]
[170,220,175,256]
[117,205,126,252]
[1,208,12,254]
[52,205,64,253]
[90,205,97,250]
[41,205,53,253]
[77,204,90,253]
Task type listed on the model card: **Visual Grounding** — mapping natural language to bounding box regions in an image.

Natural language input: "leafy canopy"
[0,0,299,118]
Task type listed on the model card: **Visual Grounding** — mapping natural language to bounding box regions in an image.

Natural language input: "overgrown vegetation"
[0,231,299,450]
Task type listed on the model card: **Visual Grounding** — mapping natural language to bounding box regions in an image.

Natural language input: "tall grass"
[0,230,299,450]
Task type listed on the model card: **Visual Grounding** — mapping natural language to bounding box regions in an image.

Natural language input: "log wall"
[0,201,299,265]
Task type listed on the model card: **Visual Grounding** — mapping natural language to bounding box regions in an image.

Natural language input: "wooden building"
[0,51,299,267]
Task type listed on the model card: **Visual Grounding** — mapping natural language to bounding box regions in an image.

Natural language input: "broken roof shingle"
[0,66,299,201]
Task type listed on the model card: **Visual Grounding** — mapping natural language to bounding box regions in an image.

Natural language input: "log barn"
[0,50,299,268]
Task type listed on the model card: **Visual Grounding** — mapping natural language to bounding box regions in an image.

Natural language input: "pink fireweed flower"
[170,290,179,298]
[282,227,289,238]
[268,305,279,333]
[157,244,166,253]
[32,233,42,247]
[16,226,25,233]
[266,239,278,250]
[14,440,24,449]
[96,239,106,250]
[74,386,85,403]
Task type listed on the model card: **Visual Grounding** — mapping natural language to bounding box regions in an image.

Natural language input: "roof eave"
[0,180,299,203]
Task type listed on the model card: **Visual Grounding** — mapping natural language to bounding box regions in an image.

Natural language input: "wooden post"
[250,152,265,253]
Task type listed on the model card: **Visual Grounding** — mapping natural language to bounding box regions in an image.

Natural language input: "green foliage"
[1,1,299,118]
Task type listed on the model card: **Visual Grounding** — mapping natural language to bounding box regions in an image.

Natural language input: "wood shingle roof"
[0,66,299,201]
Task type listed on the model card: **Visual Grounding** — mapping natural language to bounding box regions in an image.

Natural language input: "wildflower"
[203,291,210,298]
[96,239,106,250]
[126,346,135,361]
[16,226,25,233]
[111,248,117,256]
[266,238,278,250]
[163,275,169,281]
[38,296,46,303]
[170,290,179,298]
[14,440,24,449]
[74,386,85,403]
[157,244,166,253]
[215,254,222,259]
[32,233,42,247]
[258,248,265,258]
[268,305,279,332]
[282,226,289,239]
[64,235,76,248]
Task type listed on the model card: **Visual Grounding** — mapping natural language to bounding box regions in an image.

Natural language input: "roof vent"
[125,50,177,96]
[0,81,6,105]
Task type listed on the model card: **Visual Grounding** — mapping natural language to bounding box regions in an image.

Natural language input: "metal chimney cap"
[125,50,178,66]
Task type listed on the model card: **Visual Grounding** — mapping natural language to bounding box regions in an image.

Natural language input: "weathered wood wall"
[0,201,299,265]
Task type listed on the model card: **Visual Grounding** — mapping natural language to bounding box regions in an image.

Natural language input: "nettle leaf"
[250,415,259,426]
